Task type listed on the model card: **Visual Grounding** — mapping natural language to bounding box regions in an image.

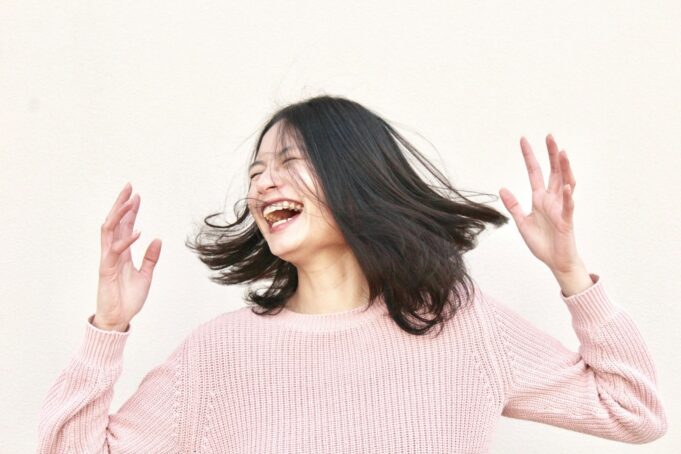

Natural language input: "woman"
[37,95,667,453]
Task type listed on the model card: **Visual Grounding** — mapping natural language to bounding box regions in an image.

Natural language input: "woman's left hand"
[498,134,585,276]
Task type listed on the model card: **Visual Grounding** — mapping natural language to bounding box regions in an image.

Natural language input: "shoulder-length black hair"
[185,94,509,337]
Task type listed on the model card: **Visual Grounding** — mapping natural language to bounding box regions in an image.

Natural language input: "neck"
[286,250,369,315]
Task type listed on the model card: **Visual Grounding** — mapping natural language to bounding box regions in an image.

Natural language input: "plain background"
[1,1,679,452]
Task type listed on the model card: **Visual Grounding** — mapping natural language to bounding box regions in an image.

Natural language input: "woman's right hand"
[94,182,162,331]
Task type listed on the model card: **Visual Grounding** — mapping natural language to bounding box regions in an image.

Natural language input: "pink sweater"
[37,273,667,453]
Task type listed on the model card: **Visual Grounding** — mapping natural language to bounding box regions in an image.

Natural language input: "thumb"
[499,187,526,226]
[140,239,162,276]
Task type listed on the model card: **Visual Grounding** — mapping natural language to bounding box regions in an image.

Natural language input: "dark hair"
[185,94,509,337]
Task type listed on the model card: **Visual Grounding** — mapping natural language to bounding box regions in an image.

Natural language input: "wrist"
[552,263,594,297]
[92,314,129,332]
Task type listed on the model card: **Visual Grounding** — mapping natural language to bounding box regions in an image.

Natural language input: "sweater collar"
[264,297,388,332]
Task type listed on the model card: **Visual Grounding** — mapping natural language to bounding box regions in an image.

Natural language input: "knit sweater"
[36,273,667,453]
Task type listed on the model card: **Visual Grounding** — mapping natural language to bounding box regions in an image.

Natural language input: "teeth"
[271,216,296,228]
[263,201,303,222]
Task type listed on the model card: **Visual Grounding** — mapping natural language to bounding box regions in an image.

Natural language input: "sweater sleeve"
[482,273,668,444]
[36,314,191,453]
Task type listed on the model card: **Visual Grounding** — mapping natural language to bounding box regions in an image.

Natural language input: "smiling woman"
[184,95,510,331]
[36,94,667,453]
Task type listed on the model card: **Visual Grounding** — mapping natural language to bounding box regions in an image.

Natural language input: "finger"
[116,194,141,258]
[561,184,574,224]
[559,150,577,195]
[139,239,162,276]
[110,229,142,255]
[101,229,141,270]
[546,134,564,194]
[499,187,527,227]
[101,198,136,251]
[113,196,140,264]
[520,137,546,193]
[106,182,133,221]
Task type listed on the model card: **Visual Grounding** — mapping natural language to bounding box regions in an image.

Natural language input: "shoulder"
[206,304,254,325]
[434,280,509,339]
[459,280,507,317]
[445,279,492,320]
[186,305,254,340]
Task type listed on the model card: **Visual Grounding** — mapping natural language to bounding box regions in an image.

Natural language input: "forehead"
[251,131,309,173]
[257,120,294,151]
[253,122,301,160]
[253,144,297,159]
[250,145,293,167]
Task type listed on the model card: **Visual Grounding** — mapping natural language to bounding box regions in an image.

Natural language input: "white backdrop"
[1,1,679,452]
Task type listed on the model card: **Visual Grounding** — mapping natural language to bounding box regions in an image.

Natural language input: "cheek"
[312,206,341,233]
[247,188,261,212]
[246,201,257,218]
[295,169,324,198]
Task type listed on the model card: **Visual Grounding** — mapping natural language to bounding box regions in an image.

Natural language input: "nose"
[251,160,284,195]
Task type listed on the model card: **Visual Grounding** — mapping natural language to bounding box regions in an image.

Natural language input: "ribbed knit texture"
[36,273,667,453]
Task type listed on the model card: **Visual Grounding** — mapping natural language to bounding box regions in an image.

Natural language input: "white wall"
[1,1,679,452]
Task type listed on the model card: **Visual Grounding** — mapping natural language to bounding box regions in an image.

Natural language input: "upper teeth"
[263,201,303,221]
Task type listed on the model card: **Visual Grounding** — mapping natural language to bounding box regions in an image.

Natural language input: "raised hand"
[498,134,585,277]
[94,183,162,331]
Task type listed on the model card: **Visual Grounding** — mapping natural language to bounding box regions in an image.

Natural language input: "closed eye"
[249,158,298,179]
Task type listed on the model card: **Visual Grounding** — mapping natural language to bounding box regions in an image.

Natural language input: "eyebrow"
[248,146,295,172]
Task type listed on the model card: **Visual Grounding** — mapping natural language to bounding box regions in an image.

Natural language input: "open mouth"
[262,201,304,230]
[267,210,302,232]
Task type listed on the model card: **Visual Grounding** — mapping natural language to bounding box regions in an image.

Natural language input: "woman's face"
[247,121,346,264]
